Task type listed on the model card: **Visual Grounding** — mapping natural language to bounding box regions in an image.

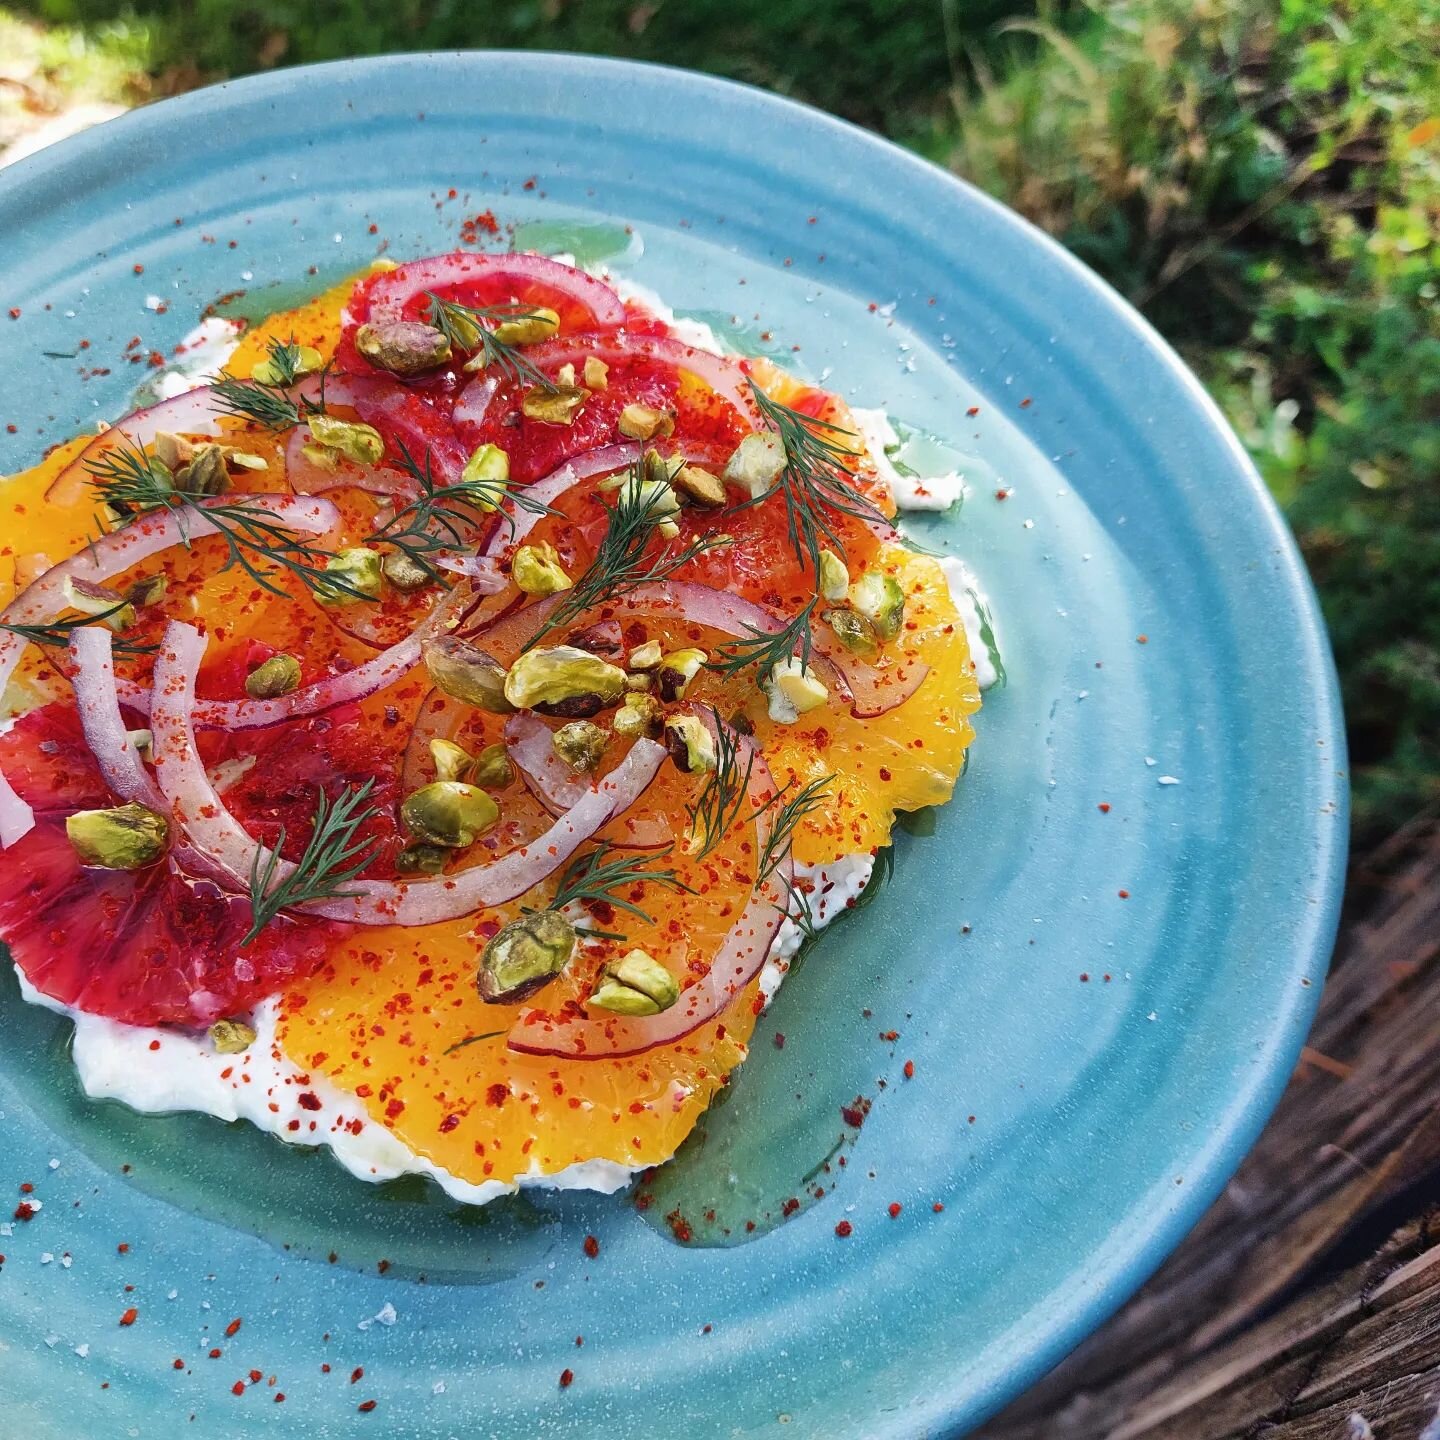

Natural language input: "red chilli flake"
[1118,889,1131,900]
[18,1182,33,1194]
[209,1348,222,1359]
[834,1220,853,1238]
[232,1381,245,1396]
[358,1399,378,1413]
[888,1203,903,1219]
[350,1367,364,1384]
[903,1060,915,1080]
[1098,802,1111,813]
[119,1308,138,1327]
[225,1318,242,1338]
[13,1202,35,1221]
[172,1359,185,1371]
[559,1369,575,1389]
[582,1235,600,1259]
[933,1202,945,1213]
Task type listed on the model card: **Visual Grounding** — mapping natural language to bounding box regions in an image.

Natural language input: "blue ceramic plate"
[0,54,1345,1438]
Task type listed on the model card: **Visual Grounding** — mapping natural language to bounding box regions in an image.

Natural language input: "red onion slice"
[432,554,506,590]
[453,374,499,428]
[358,252,627,331]
[0,635,34,845]
[67,627,166,812]
[45,386,226,506]
[283,424,416,497]
[507,714,792,1059]
[150,621,665,927]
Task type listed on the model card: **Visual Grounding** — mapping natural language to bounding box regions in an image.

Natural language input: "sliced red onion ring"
[521,333,759,427]
[358,252,627,331]
[151,621,665,927]
[432,554,506,590]
[67,627,166,812]
[453,374,499,428]
[0,496,339,848]
[283,425,416,497]
[477,443,640,561]
[507,713,791,1059]
[45,386,225,506]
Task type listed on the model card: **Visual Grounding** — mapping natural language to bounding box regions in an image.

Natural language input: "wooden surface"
[974,811,1440,1439]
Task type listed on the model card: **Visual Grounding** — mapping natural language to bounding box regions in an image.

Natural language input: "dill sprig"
[743,385,889,574]
[242,781,382,945]
[706,595,817,679]
[210,337,327,430]
[367,441,561,581]
[522,458,732,649]
[423,293,560,393]
[757,774,833,887]
[684,710,756,861]
[86,441,372,603]
[0,606,157,658]
[548,843,692,927]
[443,1029,505,1056]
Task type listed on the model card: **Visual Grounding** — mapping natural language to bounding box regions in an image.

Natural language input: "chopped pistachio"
[222,448,269,473]
[382,550,433,592]
[628,640,663,671]
[556,362,577,388]
[315,546,383,605]
[818,548,850,602]
[125,727,153,757]
[209,1018,258,1054]
[723,432,787,498]
[511,541,572,597]
[822,606,879,659]
[401,780,499,848]
[613,692,664,738]
[848,571,905,641]
[461,442,511,503]
[62,576,134,632]
[522,384,588,425]
[617,466,681,539]
[492,307,560,345]
[179,443,230,496]
[65,802,169,870]
[672,462,727,508]
[153,431,194,471]
[472,743,515,791]
[503,645,626,715]
[617,403,676,441]
[396,843,449,874]
[624,671,654,693]
[664,714,717,774]
[655,647,707,702]
[250,344,323,385]
[356,319,453,376]
[588,948,679,1015]
[479,909,576,1003]
[306,413,385,468]
[422,637,514,713]
[244,653,301,699]
[125,574,167,609]
[429,737,475,784]
[583,356,609,390]
[552,720,609,774]
[763,656,829,724]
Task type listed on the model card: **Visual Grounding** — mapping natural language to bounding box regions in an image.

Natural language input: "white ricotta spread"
[13,261,1000,1206]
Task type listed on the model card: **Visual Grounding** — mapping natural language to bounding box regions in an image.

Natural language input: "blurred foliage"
[4,0,1438,848]
[18,0,1026,133]
[930,0,1440,848]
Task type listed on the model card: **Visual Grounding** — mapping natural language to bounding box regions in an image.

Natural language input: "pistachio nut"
[315,546,384,605]
[429,737,475,784]
[511,541,572,597]
[566,619,625,659]
[478,909,576,1004]
[589,947,680,1015]
[664,714,717,774]
[556,362,577,388]
[628,639,663,671]
[356,320,453,376]
[617,403,676,441]
[723,432,787,499]
[125,727,154,757]
[818,548,850,603]
[522,384,587,426]
[763,656,829,724]
[583,356,609,390]
[62,576,134,632]
[471,742,515,791]
[502,645,626,716]
[672,462,727,508]
[491,307,560,346]
[618,467,681,538]
[66,802,169,870]
[209,1018,258,1054]
[422,637,514,713]
[124,573,168,609]
[178,443,230,496]
[395,843,449,875]
[250,344,323,385]
[624,672,654,693]
[655,647,707,702]
[552,720,609,774]
[381,550,433,592]
[305,413,385,468]
[222,448,270,473]
[400,780,499,849]
[612,692,664,739]
[460,442,510,501]
[848,571,905,642]
[153,430,194,472]
[244,652,301,699]
[822,606,878,659]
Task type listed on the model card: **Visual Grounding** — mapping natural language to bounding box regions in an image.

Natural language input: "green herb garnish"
[684,709,756,861]
[706,595,817,680]
[0,605,157,657]
[423,293,560,393]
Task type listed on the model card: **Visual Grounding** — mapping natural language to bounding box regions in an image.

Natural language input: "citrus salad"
[0,251,984,1204]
